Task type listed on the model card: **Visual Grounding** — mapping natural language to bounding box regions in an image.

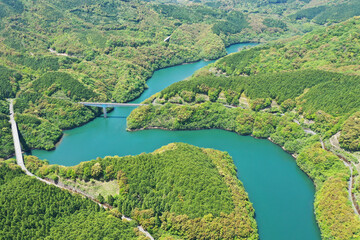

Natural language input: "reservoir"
[33,43,321,240]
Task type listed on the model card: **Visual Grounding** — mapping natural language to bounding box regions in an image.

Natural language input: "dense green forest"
[151,0,360,27]
[146,68,360,118]
[339,112,360,151]
[158,70,353,106]
[298,75,360,116]
[0,113,13,158]
[0,161,141,239]
[0,99,13,159]
[32,72,98,101]
[297,144,360,239]
[215,17,360,75]
[0,65,20,99]
[289,0,360,24]
[12,96,101,151]
[15,113,62,150]
[24,143,258,239]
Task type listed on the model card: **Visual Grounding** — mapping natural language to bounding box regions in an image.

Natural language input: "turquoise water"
[33,43,321,240]
[133,42,258,103]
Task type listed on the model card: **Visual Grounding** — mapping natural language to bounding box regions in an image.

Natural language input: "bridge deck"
[9,99,35,177]
[78,102,145,107]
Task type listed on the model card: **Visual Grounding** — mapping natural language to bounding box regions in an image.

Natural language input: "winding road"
[8,99,154,240]
[329,132,360,216]
[293,117,360,216]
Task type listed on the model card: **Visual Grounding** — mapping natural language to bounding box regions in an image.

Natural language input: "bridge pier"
[78,102,145,118]
[103,106,107,118]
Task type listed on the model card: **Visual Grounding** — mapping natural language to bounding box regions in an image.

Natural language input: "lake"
[33,43,321,240]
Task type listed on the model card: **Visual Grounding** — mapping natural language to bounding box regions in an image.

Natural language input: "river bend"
[34,43,321,240]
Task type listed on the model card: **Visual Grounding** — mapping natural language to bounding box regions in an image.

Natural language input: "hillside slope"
[23,143,259,240]
[215,17,360,76]
[0,160,141,239]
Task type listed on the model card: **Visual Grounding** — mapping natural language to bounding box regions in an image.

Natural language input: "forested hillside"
[215,17,360,75]
[0,160,141,239]
[23,143,258,240]
[148,0,360,38]
[0,112,13,158]
[0,0,256,104]
[289,0,360,24]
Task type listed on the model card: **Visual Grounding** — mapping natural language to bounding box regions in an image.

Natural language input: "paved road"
[122,216,154,240]
[9,99,154,239]
[293,117,359,215]
[9,99,34,177]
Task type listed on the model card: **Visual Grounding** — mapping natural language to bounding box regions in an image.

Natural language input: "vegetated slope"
[297,144,360,240]
[26,143,258,240]
[15,113,62,151]
[297,75,360,115]
[339,112,360,151]
[0,112,13,158]
[0,0,251,103]
[150,0,360,24]
[0,161,140,239]
[31,72,97,101]
[159,70,347,104]
[12,91,101,151]
[215,17,360,76]
[151,68,360,117]
[0,65,19,99]
[290,0,360,24]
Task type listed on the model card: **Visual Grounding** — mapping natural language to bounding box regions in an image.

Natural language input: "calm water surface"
[33,43,321,240]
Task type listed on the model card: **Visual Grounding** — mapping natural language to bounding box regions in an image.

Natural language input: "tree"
[91,163,102,179]
[107,195,115,205]
[105,165,115,181]
[98,194,105,204]
[83,167,91,181]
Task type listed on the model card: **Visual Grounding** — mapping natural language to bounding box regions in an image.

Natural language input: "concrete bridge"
[9,99,35,177]
[78,102,145,118]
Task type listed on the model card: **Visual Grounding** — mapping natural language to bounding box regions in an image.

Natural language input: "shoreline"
[126,124,323,235]
[128,126,299,160]
[9,106,116,158]
[128,122,360,223]
[13,42,258,158]
[123,41,260,103]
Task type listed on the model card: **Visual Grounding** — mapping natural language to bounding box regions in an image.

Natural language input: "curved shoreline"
[32,42,321,239]
[8,42,258,158]
[127,117,360,232]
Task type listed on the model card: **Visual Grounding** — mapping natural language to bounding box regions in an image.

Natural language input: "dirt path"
[326,134,360,216]
[48,48,71,57]
[330,132,341,150]
[36,177,155,239]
